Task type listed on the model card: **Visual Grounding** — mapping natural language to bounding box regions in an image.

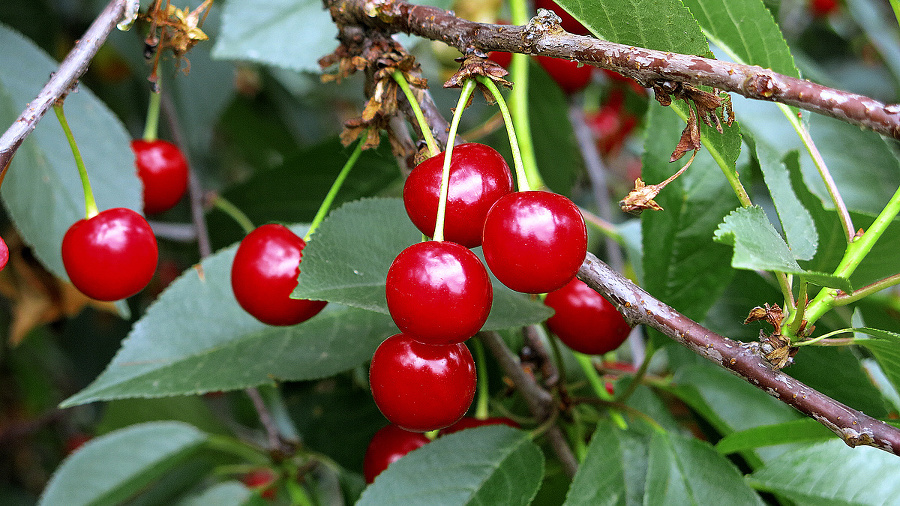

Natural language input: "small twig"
[796,123,854,241]
[834,273,900,305]
[244,387,292,456]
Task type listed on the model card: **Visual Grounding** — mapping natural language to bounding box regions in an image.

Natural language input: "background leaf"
[715,419,836,455]
[357,425,543,506]
[175,482,254,506]
[38,421,207,506]
[563,421,649,506]
[292,198,554,330]
[61,226,398,406]
[0,23,141,281]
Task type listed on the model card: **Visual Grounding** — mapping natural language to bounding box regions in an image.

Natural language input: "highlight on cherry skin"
[403,142,513,248]
[369,333,476,433]
[230,223,326,326]
[61,207,158,301]
[482,190,588,294]
[544,277,632,355]
[131,139,189,215]
[363,424,430,483]
[385,240,492,345]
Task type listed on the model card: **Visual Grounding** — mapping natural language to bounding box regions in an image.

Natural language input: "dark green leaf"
[38,422,207,506]
[645,430,764,505]
[715,419,835,455]
[713,206,851,291]
[530,60,581,196]
[855,329,900,404]
[0,23,141,280]
[212,0,336,73]
[292,198,554,330]
[749,440,900,505]
[563,421,648,506]
[358,425,543,506]
[61,227,398,406]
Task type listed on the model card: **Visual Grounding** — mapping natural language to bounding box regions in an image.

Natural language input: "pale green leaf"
[715,419,834,455]
[563,421,648,506]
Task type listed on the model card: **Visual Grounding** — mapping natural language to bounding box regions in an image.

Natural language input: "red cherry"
[0,236,8,271]
[440,416,520,435]
[488,51,512,69]
[63,433,92,455]
[809,0,838,17]
[544,277,631,355]
[369,333,476,432]
[536,56,594,95]
[231,224,326,326]
[131,139,189,214]
[404,143,513,248]
[62,207,158,301]
[534,0,590,35]
[242,468,277,500]
[482,191,587,294]
[363,424,430,483]
[386,241,492,345]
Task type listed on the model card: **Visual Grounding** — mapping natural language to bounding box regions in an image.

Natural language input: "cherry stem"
[433,79,476,242]
[572,352,627,429]
[212,195,255,235]
[476,76,534,192]
[392,71,439,157]
[53,102,99,219]
[304,134,365,241]
[507,0,542,190]
[142,77,162,142]
[613,342,656,405]
[472,338,490,420]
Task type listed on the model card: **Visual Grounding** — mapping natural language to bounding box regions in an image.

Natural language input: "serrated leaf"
[713,206,851,291]
[358,425,543,506]
[0,23,141,281]
[715,419,835,455]
[212,0,335,73]
[641,105,739,322]
[749,440,900,505]
[61,226,397,406]
[292,198,554,331]
[38,421,207,506]
[646,430,764,505]
[554,0,708,56]
[563,421,648,506]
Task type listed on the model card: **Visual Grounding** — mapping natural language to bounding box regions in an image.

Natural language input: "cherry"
[231,224,326,326]
[62,207,158,301]
[481,191,587,294]
[544,277,631,355]
[440,416,519,435]
[534,0,591,35]
[0,236,8,271]
[369,333,476,432]
[131,139,189,214]
[488,50,512,69]
[386,240,492,345]
[404,143,513,248]
[809,0,838,17]
[242,468,277,500]
[536,56,594,95]
[363,424,430,483]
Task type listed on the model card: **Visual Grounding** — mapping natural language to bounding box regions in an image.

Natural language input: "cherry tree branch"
[0,0,129,174]
[325,0,900,141]
[577,252,900,456]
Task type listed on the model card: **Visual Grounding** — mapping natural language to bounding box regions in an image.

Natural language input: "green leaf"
[715,419,835,455]
[749,440,900,505]
[358,425,544,505]
[529,60,582,196]
[292,198,554,330]
[641,105,739,322]
[212,0,335,73]
[563,421,649,506]
[713,206,851,291]
[38,422,208,506]
[61,227,398,406]
[855,329,900,404]
[645,431,764,505]
[554,0,709,55]
[0,23,141,281]
[176,482,254,506]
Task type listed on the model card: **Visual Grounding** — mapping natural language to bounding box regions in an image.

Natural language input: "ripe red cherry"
[231,224,326,326]
[363,424,430,483]
[369,333,476,432]
[0,236,8,271]
[536,56,594,95]
[404,143,513,248]
[131,139,189,214]
[544,277,631,355]
[482,191,587,294]
[385,241,492,345]
[242,468,277,500]
[440,416,520,435]
[535,0,591,35]
[62,207,158,301]
[809,0,838,17]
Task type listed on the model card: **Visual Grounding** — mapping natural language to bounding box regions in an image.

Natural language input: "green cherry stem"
[476,76,536,192]
[212,195,255,235]
[433,79,476,242]
[392,71,439,157]
[53,101,99,219]
[142,78,162,142]
[472,337,490,420]
[508,0,541,190]
[304,134,365,241]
